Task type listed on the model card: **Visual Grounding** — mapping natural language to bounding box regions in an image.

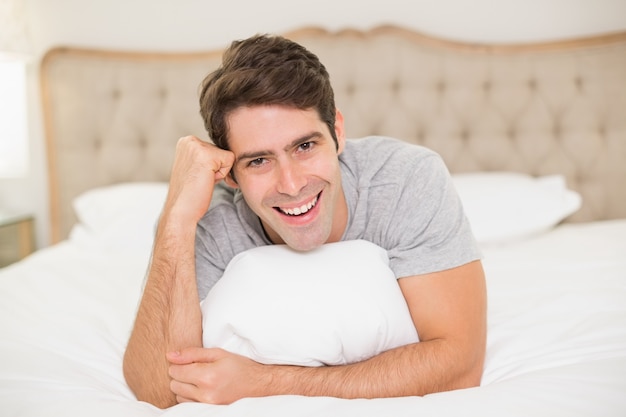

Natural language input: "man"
[123,34,487,408]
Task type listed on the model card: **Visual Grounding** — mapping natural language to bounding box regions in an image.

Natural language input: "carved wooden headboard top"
[41,26,626,242]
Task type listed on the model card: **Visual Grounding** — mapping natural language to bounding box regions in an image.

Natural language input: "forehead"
[226,105,327,150]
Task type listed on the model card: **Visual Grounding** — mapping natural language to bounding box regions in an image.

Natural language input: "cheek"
[303,151,340,177]
[316,158,342,182]
[238,177,271,208]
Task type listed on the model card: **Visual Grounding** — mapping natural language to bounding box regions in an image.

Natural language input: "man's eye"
[299,141,314,151]
[248,158,266,167]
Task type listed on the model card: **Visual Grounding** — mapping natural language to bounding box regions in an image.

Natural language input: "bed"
[1,25,626,416]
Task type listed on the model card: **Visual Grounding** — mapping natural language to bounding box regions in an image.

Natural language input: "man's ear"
[335,109,346,155]
[223,171,239,188]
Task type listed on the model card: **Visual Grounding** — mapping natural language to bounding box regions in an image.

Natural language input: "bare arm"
[123,136,234,409]
[168,260,487,404]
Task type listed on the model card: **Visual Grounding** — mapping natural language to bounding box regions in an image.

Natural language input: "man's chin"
[280,233,328,253]
[262,214,333,252]
[284,240,324,253]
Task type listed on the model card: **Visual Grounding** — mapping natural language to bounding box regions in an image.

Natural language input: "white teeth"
[280,196,318,216]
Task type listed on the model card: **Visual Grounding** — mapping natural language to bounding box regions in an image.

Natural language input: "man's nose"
[276,161,306,196]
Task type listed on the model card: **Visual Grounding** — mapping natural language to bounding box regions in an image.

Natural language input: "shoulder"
[340,136,446,185]
[342,136,440,168]
[343,136,436,157]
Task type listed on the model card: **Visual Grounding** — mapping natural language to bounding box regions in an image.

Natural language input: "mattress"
[1,219,625,416]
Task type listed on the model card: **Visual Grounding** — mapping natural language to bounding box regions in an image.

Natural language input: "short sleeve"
[384,153,481,279]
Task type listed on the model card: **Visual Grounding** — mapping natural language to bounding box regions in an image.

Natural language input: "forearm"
[268,265,488,400]
[122,136,235,408]
[266,338,483,399]
[123,220,202,408]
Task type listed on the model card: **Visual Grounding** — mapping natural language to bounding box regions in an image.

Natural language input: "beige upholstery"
[41,26,626,243]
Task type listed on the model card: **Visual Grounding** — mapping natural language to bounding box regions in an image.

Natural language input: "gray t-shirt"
[195,136,481,300]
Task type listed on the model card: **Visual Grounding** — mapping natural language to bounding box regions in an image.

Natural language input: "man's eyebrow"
[235,131,324,165]
[235,149,273,165]
[286,131,324,151]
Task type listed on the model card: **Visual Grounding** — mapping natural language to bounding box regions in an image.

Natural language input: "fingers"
[166,348,261,405]
[214,165,232,183]
[166,347,226,365]
[167,354,220,404]
[167,360,205,402]
[176,395,193,404]
[174,136,235,180]
[163,136,235,224]
[170,373,200,404]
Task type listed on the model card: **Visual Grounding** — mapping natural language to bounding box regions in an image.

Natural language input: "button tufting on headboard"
[40,28,626,242]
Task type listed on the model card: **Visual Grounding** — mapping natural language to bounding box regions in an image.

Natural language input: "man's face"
[225,105,347,252]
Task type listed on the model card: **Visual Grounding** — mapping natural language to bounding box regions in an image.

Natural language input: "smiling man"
[123,34,487,409]
[224,105,347,252]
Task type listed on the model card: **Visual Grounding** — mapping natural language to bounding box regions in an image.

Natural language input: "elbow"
[453,349,485,391]
[458,363,484,390]
[123,350,177,409]
[437,363,482,394]
[436,337,485,393]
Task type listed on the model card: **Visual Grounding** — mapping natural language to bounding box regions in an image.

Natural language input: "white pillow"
[452,172,582,244]
[201,240,419,367]
[70,182,168,254]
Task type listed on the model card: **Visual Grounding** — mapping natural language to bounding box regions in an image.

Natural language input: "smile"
[277,195,319,216]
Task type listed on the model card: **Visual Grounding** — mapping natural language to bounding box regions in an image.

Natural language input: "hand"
[167,347,269,405]
[163,136,235,225]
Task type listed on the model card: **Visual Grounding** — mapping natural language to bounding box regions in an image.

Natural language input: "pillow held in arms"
[201,240,419,367]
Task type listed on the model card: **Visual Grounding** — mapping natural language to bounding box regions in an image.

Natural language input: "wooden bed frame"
[40,25,626,243]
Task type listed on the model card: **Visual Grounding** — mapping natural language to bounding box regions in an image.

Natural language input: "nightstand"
[0,211,35,268]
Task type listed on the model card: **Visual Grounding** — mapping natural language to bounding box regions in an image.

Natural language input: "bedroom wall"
[2,0,625,248]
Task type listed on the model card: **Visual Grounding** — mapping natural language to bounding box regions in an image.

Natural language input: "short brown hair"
[199,34,337,150]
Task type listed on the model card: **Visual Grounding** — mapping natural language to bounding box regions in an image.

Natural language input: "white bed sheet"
[1,220,625,417]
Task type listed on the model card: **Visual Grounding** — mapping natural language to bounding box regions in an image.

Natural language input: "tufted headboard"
[41,25,626,243]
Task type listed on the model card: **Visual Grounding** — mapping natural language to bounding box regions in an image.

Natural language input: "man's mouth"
[276,194,319,216]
